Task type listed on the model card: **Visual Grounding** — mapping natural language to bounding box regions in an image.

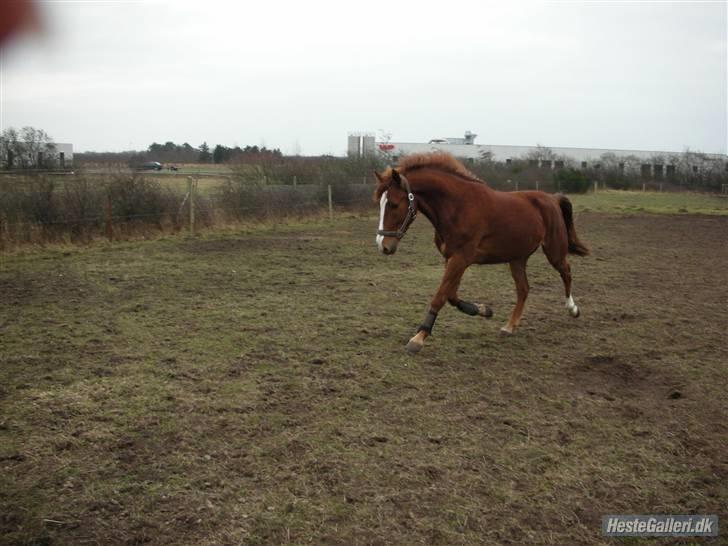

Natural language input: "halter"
[377,174,417,240]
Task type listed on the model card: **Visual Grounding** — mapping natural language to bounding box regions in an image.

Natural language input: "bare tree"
[0,127,19,169]
[479,149,495,162]
[0,126,56,169]
[525,144,556,161]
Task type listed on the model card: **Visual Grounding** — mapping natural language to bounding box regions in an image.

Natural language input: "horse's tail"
[557,195,590,256]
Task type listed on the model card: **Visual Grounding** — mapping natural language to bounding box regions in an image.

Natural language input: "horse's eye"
[386,202,397,209]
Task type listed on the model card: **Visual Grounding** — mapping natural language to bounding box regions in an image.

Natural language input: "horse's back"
[490,190,556,230]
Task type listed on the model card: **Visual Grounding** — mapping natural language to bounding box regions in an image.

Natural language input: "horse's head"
[373,167,417,255]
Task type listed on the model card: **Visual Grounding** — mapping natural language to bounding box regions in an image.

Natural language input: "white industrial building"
[348,132,727,175]
[53,143,73,168]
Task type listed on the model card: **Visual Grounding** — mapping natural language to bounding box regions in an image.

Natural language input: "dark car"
[140,161,163,171]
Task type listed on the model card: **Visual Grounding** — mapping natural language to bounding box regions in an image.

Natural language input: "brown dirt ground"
[0,212,726,545]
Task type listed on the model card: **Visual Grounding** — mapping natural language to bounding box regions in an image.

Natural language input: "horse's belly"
[474,229,542,264]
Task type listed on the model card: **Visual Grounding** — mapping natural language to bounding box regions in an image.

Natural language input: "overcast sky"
[1,1,726,155]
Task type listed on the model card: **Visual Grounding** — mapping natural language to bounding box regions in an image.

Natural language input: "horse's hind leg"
[544,246,580,318]
[501,258,529,335]
[557,259,580,317]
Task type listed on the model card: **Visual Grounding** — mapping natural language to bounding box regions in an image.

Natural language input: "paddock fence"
[0,172,379,248]
[0,169,724,249]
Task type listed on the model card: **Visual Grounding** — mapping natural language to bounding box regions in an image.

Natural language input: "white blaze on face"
[376,191,388,252]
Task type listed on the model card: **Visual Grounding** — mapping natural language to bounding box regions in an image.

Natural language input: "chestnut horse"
[374,152,589,354]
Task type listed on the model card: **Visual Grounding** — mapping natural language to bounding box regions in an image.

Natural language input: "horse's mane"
[397,152,482,183]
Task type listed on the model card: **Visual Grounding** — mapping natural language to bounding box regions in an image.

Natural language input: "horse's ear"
[374,171,384,183]
[391,168,401,185]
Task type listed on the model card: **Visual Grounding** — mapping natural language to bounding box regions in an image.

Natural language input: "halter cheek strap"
[376,175,417,240]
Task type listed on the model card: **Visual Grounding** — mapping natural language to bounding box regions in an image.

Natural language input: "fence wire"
[2,171,722,247]
[0,180,376,246]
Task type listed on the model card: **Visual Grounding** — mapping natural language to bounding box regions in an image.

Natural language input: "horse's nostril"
[382,246,392,255]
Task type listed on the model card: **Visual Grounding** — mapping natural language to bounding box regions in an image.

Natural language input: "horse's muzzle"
[380,238,398,255]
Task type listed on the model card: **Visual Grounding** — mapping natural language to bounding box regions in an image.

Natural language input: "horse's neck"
[408,170,488,231]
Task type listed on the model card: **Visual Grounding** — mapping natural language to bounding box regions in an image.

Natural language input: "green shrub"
[553,169,591,194]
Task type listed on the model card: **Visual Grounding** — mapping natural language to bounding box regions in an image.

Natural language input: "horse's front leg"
[406,257,469,354]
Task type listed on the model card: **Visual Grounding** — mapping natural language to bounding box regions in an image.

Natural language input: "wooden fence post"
[293,175,297,188]
[593,180,598,193]
[328,184,333,221]
[106,193,113,242]
[514,180,519,191]
[535,180,539,191]
[188,176,196,235]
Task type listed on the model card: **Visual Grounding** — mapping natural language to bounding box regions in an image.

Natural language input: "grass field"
[1,196,727,544]
[570,190,728,216]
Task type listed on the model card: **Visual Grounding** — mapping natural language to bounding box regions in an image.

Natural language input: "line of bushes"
[3,151,725,248]
[0,170,376,249]
[467,158,728,193]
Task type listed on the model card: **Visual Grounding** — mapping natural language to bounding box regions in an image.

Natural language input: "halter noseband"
[377,174,417,240]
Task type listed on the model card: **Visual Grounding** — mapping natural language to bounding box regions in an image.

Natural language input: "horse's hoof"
[499,327,513,336]
[570,307,580,318]
[405,339,424,354]
[478,304,493,318]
